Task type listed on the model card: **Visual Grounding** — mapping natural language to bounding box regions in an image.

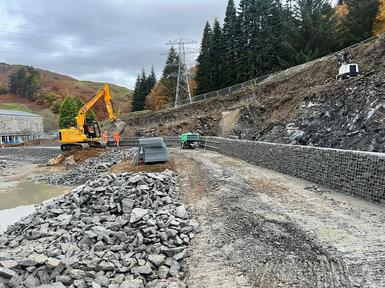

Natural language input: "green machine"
[180,132,200,149]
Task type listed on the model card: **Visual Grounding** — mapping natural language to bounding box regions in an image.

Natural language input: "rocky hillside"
[122,35,385,153]
[0,63,132,130]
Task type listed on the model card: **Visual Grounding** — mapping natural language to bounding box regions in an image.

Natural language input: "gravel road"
[0,147,61,164]
[171,149,385,288]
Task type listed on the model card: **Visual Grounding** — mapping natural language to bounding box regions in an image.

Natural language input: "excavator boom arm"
[76,84,117,130]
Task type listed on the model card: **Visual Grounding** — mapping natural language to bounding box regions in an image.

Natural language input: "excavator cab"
[84,121,101,139]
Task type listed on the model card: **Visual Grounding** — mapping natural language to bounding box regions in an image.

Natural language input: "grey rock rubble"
[0,170,198,287]
[34,149,136,186]
[0,159,7,175]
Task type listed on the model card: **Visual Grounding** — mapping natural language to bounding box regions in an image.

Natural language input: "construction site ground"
[170,148,385,288]
[1,146,385,287]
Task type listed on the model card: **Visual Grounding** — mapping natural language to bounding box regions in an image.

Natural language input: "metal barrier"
[109,137,180,148]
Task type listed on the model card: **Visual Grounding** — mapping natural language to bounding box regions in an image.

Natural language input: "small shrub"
[51,100,61,114]
[44,91,60,106]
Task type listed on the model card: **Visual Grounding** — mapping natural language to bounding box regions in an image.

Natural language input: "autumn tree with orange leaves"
[374,0,385,34]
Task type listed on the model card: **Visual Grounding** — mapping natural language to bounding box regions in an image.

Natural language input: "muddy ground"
[170,149,385,288]
[0,146,61,164]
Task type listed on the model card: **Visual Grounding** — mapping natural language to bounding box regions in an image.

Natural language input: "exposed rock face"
[34,149,135,186]
[252,73,385,152]
[0,170,198,287]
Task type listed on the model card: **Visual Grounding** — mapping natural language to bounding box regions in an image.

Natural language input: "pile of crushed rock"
[0,170,198,288]
[35,149,135,186]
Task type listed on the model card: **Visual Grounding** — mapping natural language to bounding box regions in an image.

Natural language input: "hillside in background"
[122,35,385,153]
[0,63,132,130]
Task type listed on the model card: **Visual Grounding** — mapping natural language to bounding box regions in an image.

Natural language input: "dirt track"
[171,149,385,288]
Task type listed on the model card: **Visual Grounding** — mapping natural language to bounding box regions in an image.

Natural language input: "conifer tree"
[132,70,147,112]
[237,0,258,81]
[335,0,351,49]
[266,0,287,72]
[196,22,213,95]
[210,19,224,90]
[195,0,379,93]
[285,0,338,64]
[147,66,156,92]
[222,0,240,86]
[143,48,179,110]
[59,96,78,128]
[74,97,96,122]
[344,0,379,45]
[161,47,179,103]
[132,67,157,111]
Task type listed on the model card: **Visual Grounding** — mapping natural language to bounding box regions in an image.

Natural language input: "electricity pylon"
[166,39,197,108]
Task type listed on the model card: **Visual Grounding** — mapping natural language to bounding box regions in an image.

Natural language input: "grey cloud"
[0,0,227,88]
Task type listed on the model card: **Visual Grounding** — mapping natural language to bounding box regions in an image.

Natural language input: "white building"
[0,109,44,144]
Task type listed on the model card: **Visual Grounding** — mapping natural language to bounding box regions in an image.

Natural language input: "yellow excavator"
[59,84,117,151]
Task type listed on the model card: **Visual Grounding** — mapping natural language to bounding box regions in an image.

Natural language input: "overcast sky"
[0,0,229,89]
[0,0,339,90]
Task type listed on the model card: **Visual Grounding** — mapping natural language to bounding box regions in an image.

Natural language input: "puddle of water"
[0,181,70,210]
[0,205,36,232]
[0,181,72,232]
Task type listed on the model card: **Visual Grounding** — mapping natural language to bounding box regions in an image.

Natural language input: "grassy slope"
[0,103,33,113]
[0,63,133,130]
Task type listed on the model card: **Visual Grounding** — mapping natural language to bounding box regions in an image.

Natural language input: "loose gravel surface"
[172,149,385,288]
[34,149,136,186]
[0,147,61,164]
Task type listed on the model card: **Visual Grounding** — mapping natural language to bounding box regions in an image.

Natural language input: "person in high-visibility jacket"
[103,131,108,145]
[113,130,120,147]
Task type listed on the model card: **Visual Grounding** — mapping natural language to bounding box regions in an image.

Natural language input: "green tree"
[344,0,379,46]
[59,96,78,128]
[267,0,288,71]
[158,46,180,105]
[196,22,214,95]
[74,97,96,122]
[132,73,145,111]
[146,66,156,96]
[222,0,240,86]
[283,0,338,65]
[210,19,224,90]
[131,67,156,112]
[237,0,257,82]
[9,68,26,94]
[9,66,41,100]
[24,68,41,99]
